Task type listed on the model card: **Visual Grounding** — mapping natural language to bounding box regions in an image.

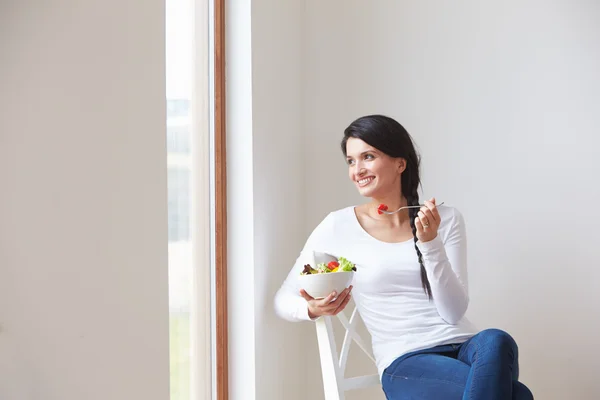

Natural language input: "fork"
[378,202,445,215]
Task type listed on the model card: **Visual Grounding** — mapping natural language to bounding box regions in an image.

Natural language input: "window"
[168,166,190,242]
[166,0,213,399]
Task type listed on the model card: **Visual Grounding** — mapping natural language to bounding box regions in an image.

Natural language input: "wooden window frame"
[214,0,227,399]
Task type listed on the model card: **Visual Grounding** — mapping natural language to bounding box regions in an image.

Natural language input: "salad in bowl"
[300,256,357,275]
[298,253,357,299]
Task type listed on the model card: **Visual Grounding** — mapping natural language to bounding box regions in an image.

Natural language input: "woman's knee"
[478,328,518,353]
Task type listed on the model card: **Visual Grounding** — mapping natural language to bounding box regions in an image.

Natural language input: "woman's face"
[345,137,404,199]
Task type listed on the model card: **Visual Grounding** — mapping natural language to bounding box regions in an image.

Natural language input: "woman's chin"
[357,185,378,198]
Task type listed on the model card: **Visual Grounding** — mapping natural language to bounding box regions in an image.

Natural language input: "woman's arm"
[274,213,334,322]
[417,208,469,324]
[274,248,318,321]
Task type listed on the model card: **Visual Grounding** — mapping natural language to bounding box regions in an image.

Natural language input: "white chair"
[315,305,381,400]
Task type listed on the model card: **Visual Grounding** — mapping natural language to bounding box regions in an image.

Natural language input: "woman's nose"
[354,164,366,176]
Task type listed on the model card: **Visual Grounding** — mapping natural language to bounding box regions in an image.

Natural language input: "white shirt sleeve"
[274,213,334,322]
[417,208,469,324]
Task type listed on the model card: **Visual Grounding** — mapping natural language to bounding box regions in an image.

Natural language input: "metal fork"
[379,202,445,215]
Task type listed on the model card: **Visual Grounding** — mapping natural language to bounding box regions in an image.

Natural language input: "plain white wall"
[227,0,315,399]
[251,0,322,398]
[0,1,170,399]
[303,1,600,399]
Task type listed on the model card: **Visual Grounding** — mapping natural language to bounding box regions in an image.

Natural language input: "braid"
[406,192,433,300]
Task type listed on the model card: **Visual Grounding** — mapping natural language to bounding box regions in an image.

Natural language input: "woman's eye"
[364,154,374,160]
[347,159,355,165]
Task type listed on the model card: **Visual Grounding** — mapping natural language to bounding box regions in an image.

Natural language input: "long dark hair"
[341,115,432,300]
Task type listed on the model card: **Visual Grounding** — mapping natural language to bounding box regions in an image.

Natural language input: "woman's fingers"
[299,289,314,302]
[415,216,424,234]
[421,208,436,227]
[302,286,354,317]
[324,286,352,314]
[418,210,430,228]
[333,291,352,315]
[415,198,442,243]
[318,290,338,307]
[327,287,349,307]
[430,206,440,223]
[423,199,440,223]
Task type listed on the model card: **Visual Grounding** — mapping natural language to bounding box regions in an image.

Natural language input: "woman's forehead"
[346,137,376,155]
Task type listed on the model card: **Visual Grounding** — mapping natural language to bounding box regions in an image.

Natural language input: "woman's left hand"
[415,197,441,243]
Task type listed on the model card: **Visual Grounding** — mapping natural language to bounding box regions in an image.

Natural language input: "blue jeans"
[381,329,533,400]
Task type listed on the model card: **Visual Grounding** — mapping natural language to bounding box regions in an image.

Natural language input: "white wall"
[303,1,600,399]
[0,1,170,400]
[251,0,321,399]
[227,0,323,399]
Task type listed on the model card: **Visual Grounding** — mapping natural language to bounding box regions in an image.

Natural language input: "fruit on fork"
[377,202,445,215]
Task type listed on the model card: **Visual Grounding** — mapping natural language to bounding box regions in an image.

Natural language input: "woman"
[274,115,533,399]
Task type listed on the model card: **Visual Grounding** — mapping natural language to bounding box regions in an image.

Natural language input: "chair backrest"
[315,305,380,400]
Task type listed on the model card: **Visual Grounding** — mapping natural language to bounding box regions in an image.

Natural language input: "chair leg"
[315,317,345,400]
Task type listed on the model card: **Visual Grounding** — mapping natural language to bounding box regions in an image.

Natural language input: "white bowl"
[298,270,355,299]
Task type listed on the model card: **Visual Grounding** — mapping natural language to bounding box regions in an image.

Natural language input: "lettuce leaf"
[338,257,356,272]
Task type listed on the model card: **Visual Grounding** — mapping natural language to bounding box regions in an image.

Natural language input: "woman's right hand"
[300,286,353,319]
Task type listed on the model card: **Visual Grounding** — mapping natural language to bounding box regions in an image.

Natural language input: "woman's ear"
[397,158,407,174]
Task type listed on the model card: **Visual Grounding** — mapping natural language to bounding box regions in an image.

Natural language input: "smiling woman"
[276,115,533,400]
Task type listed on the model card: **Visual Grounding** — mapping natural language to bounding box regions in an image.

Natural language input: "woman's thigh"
[381,353,470,400]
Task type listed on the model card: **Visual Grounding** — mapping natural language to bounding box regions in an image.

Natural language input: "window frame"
[213,0,228,399]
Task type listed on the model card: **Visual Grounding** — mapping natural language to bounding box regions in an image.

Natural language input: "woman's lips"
[357,176,375,187]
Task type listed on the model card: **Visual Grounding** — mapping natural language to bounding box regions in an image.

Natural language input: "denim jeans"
[381,329,534,400]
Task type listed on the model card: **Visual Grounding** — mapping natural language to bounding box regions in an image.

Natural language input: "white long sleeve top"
[274,205,479,377]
